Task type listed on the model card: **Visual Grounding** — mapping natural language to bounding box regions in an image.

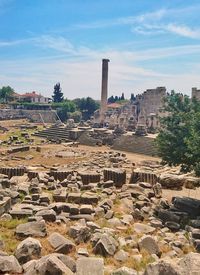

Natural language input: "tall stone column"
[100,59,110,124]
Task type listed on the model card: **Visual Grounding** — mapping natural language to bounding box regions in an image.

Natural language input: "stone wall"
[112,135,157,156]
[137,86,166,116]
[0,109,57,123]
[78,131,157,156]
[77,132,101,146]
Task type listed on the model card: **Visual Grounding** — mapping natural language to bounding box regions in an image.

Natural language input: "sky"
[1,0,200,99]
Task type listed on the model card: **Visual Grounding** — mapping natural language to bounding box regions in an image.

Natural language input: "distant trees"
[156,91,200,176]
[55,100,76,121]
[0,86,14,103]
[108,93,126,104]
[52,83,64,103]
[130,93,135,101]
[73,97,99,120]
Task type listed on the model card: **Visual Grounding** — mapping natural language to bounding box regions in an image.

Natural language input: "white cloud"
[133,22,200,39]
[68,5,200,40]
[0,38,32,47]
[166,24,200,39]
[1,41,200,99]
[33,35,75,55]
[135,9,166,23]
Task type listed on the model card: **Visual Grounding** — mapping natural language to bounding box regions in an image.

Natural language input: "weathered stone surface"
[15,237,42,264]
[68,224,91,243]
[177,252,200,275]
[114,249,129,262]
[159,174,184,190]
[24,254,74,275]
[150,219,163,228]
[157,209,180,224]
[165,221,180,231]
[138,235,161,256]
[144,259,180,275]
[35,209,56,222]
[111,266,137,275]
[93,233,118,256]
[54,254,76,273]
[190,219,200,228]
[68,193,81,204]
[80,204,94,214]
[76,257,104,275]
[133,223,156,234]
[48,233,75,254]
[81,193,99,204]
[173,196,200,217]
[0,255,22,273]
[104,168,126,187]
[9,209,33,218]
[15,221,47,238]
[153,182,162,198]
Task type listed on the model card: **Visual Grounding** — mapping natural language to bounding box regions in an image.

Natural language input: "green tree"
[56,100,76,122]
[69,111,82,123]
[52,83,64,103]
[73,97,99,120]
[130,93,135,101]
[156,91,200,175]
[121,92,125,100]
[0,86,14,103]
[108,95,115,104]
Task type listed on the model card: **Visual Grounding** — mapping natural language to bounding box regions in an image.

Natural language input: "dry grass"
[182,244,195,254]
[126,249,155,271]
[160,243,172,254]
[0,218,28,254]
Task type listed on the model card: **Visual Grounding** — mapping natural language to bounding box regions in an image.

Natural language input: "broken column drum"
[78,171,101,185]
[103,168,126,187]
[130,170,157,185]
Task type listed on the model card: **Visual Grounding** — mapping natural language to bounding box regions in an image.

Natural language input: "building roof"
[20,91,42,98]
[12,92,22,97]
[107,103,121,108]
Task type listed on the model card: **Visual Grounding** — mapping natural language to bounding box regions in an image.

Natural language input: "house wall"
[31,97,49,103]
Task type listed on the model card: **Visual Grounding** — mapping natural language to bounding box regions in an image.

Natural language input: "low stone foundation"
[0,109,57,123]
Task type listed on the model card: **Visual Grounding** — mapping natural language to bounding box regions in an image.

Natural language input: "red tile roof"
[107,103,121,108]
[20,91,42,98]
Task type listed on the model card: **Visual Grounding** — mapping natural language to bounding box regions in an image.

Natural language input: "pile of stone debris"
[0,153,199,274]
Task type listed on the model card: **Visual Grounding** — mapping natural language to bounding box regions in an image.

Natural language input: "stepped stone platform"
[34,124,157,156]
[34,125,71,142]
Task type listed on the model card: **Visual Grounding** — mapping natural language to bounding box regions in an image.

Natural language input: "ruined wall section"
[137,87,166,115]
[0,109,57,123]
[112,135,157,156]
[78,131,157,156]
[192,87,200,100]
[78,132,101,146]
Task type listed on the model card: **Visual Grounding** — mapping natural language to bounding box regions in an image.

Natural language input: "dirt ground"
[0,119,199,203]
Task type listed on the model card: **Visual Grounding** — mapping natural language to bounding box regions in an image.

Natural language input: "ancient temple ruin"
[93,85,167,134]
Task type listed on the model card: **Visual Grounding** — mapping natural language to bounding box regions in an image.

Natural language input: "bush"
[156,91,200,175]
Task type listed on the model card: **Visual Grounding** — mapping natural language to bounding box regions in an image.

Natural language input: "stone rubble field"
[0,143,200,274]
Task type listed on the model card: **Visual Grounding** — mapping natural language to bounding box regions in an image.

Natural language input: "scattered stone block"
[15,221,47,238]
[0,255,22,274]
[15,237,42,264]
[77,257,104,275]
[48,233,75,254]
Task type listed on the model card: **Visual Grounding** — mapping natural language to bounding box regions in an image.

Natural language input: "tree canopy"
[0,86,14,103]
[108,93,126,104]
[156,91,200,175]
[73,97,99,120]
[52,83,64,103]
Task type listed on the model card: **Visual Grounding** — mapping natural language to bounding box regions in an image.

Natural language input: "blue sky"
[1,0,200,99]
